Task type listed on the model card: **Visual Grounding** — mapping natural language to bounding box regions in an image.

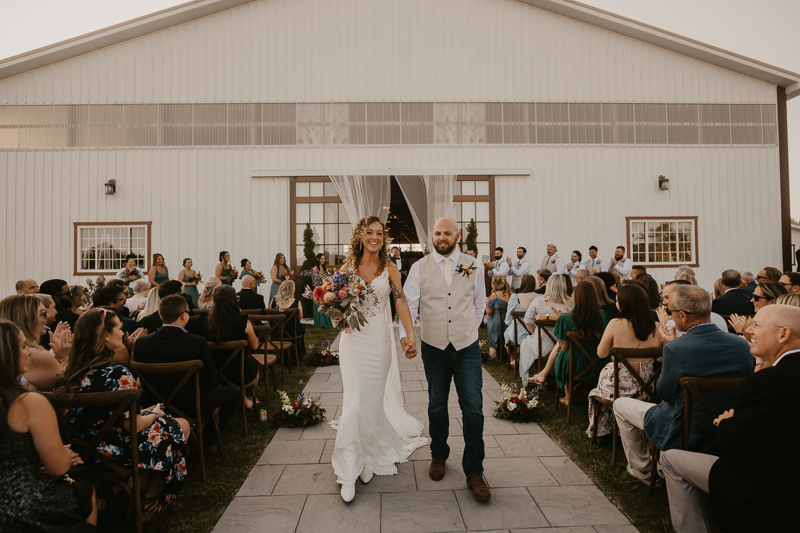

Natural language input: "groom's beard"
[434,240,457,255]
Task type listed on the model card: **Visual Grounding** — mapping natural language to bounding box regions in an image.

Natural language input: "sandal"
[527,375,546,385]
[141,495,164,515]
[558,397,569,406]
[245,398,262,411]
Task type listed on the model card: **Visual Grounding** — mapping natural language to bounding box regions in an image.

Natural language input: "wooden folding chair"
[496,305,508,364]
[257,308,301,368]
[249,314,285,401]
[192,308,209,316]
[556,331,604,423]
[44,389,143,533]
[240,308,264,317]
[680,376,747,453]
[590,347,663,465]
[207,340,258,435]
[534,318,558,375]
[282,307,303,367]
[130,360,223,483]
[505,310,527,370]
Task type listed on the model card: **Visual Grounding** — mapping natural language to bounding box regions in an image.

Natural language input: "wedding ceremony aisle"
[212,329,637,533]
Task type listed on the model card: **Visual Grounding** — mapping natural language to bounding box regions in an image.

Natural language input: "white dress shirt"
[567,261,582,278]
[394,256,403,271]
[541,255,567,275]
[583,258,609,272]
[611,257,632,277]
[508,258,530,277]
[487,258,510,278]
[399,249,486,340]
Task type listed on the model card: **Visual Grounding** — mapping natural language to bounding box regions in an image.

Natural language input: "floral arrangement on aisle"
[227,267,239,284]
[190,272,203,284]
[493,383,541,423]
[275,391,326,428]
[306,341,339,366]
[301,270,374,331]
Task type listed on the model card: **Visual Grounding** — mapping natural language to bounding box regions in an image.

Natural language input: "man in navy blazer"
[711,269,755,315]
[738,270,757,298]
[613,285,752,483]
[659,304,800,532]
[135,295,239,443]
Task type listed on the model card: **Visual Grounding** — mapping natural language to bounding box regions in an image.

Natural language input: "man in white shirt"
[566,250,583,283]
[485,247,509,279]
[584,246,608,273]
[506,247,530,291]
[540,244,566,275]
[609,246,632,281]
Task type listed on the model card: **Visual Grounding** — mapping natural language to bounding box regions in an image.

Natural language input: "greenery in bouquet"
[493,382,541,423]
[227,267,239,284]
[306,340,339,366]
[251,270,264,283]
[191,271,203,284]
[301,270,374,331]
[274,390,326,428]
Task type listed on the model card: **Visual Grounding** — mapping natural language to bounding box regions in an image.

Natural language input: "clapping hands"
[49,322,73,363]
[728,314,748,334]
[123,328,147,354]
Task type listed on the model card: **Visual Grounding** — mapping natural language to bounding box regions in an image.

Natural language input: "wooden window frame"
[73,221,152,276]
[454,176,495,257]
[625,216,699,268]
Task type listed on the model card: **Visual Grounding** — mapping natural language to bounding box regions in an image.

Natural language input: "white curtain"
[397,175,457,249]
[329,175,391,228]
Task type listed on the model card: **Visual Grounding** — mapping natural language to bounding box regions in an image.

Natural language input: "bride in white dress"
[331,215,428,502]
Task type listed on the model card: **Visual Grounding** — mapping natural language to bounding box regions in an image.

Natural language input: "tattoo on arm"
[390,279,405,304]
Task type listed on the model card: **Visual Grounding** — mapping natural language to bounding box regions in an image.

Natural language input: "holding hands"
[401,336,418,359]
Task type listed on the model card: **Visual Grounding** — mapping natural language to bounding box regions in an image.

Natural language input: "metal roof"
[1,0,798,98]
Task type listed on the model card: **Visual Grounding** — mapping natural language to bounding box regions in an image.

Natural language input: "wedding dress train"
[330,267,428,486]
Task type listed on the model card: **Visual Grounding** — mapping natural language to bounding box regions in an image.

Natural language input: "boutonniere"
[550,258,556,265]
[455,262,476,278]
[618,258,626,264]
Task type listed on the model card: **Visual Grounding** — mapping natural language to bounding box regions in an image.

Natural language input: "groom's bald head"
[432,217,460,256]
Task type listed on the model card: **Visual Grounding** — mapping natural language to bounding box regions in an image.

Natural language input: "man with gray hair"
[613,285,752,484]
[738,270,757,297]
[659,304,800,532]
[712,269,754,315]
[575,268,591,284]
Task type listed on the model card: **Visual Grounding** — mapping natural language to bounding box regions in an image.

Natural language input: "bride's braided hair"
[345,216,392,275]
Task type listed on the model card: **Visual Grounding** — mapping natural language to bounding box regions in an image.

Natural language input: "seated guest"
[575,268,591,284]
[0,295,69,391]
[485,276,512,360]
[197,277,221,310]
[202,286,260,408]
[238,275,266,311]
[125,279,151,315]
[587,284,661,439]
[503,274,539,368]
[658,280,728,336]
[69,285,85,317]
[614,286,752,483]
[0,319,97,530]
[779,271,800,293]
[727,281,787,346]
[631,265,647,280]
[636,274,662,311]
[756,266,782,284]
[594,272,618,303]
[534,269,551,295]
[520,274,573,384]
[138,280,184,333]
[34,293,57,349]
[777,292,800,307]
[15,279,38,294]
[659,304,800,533]
[739,270,757,297]
[270,280,307,364]
[39,279,80,329]
[134,296,239,442]
[92,284,138,334]
[674,265,695,279]
[584,276,617,319]
[712,270,755,315]
[58,308,189,513]
[530,282,610,400]
[712,278,725,299]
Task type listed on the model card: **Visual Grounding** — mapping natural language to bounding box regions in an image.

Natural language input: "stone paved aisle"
[213,330,638,533]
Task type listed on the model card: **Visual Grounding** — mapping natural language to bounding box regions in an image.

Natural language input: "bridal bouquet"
[190,272,203,284]
[275,391,326,428]
[306,341,339,366]
[302,270,374,331]
[251,270,265,283]
[227,267,239,284]
[493,383,541,423]
[124,267,142,280]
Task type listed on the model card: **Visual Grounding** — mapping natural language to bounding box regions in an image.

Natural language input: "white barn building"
[1,0,798,292]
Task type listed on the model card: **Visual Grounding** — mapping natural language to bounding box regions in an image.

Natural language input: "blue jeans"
[421,340,485,478]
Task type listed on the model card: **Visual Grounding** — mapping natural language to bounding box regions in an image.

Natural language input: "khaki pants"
[659,449,717,533]
[612,397,655,474]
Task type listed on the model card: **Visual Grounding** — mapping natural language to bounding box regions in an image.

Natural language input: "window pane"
[476,222,490,239]
[338,206,350,223]
[296,225,306,244]
[325,203,338,224]
[296,203,309,224]
[461,202,475,222]
[339,224,351,244]
[453,181,462,195]
[476,202,489,221]
[461,180,475,195]
[475,181,489,195]
[296,182,309,197]
[450,202,461,221]
[309,182,324,197]
[310,203,324,223]
[325,224,337,245]
[324,182,337,196]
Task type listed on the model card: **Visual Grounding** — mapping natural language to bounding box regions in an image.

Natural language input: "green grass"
[98,326,341,533]
[478,329,675,533]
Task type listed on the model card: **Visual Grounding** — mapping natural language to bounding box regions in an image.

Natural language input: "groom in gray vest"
[399,217,490,501]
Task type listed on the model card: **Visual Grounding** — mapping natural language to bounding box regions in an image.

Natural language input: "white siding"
[0,0,777,106]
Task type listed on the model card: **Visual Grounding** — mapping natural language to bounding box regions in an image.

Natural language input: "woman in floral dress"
[58,308,189,514]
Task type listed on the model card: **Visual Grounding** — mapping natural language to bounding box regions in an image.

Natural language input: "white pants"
[659,449,717,533]
[612,397,655,474]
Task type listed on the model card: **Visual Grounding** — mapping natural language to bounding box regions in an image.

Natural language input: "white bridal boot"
[340,483,356,503]
[359,466,374,484]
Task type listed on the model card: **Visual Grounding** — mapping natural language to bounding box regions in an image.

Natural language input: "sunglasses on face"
[752,294,771,301]
[665,308,691,316]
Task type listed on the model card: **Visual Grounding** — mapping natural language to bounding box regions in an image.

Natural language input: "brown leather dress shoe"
[466,476,492,501]
[429,458,446,481]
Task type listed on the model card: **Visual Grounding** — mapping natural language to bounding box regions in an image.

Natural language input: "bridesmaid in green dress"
[312,253,333,328]
[268,252,289,307]
[148,253,170,288]
[239,259,265,293]
[215,251,236,286]
[181,258,200,306]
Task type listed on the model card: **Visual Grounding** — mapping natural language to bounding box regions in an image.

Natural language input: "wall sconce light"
[104,179,117,195]
[658,175,669,191]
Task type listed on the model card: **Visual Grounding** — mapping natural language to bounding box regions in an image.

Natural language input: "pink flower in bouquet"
[313,286,326,302]
[337,289,348,299]
[323,292,337,304]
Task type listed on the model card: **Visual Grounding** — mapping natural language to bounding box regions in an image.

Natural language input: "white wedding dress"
[330,267,428,485]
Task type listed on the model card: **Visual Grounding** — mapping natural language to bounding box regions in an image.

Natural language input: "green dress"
[151,268,169,288]
[220,265,232,286]
[553,310,610,390]
[182,271,200,307]
[239,268,258,293]
[268,268,286,307]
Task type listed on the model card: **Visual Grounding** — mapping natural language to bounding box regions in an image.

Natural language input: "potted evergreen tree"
[298,223,317,317]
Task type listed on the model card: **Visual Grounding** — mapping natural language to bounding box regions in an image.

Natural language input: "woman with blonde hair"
[713,278,725,299]
[777,293,800,307]
[197,276,221,310]
[271,280,306,363]
[0,295,71,391]
[69,285,85,316]
[485,276,512,359]
[520,274,573,384]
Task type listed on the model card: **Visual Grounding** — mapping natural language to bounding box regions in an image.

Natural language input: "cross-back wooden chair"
[240,308,264,317]
[129,360,223,483]
[496,305,508,365]
[192,308,209,316]
[248,314,285,401]
[557,330,604,423]
[534,318,558,375]
[680,376,747,453]
[44,389,143,533]
[257,308,301,368]
[504,310,527,370]
[589,347,663,465]
[207,340,258,435]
